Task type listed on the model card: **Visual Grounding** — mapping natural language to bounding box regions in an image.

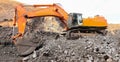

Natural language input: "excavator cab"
[68,13,83,29]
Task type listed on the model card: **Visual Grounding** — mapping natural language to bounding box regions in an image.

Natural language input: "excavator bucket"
[15,16,65,56]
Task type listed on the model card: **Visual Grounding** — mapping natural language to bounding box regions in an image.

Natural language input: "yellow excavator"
[12,3,107,56]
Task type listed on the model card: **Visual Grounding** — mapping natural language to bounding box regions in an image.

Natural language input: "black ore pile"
[0,17,120,62]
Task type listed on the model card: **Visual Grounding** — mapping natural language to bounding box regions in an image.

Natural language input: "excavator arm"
[13,4,69,39]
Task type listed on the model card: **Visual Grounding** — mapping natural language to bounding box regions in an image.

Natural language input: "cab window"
[77,14,83,24]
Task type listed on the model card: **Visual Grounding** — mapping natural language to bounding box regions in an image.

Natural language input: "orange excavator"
[12,3,107,56]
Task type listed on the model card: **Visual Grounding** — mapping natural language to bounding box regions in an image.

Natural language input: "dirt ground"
[0,17,120,62]
[0,0,20,21]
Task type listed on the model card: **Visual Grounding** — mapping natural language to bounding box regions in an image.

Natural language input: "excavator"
[12,3,108,56]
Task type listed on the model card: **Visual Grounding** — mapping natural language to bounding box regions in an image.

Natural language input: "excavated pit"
[0,17,120,62]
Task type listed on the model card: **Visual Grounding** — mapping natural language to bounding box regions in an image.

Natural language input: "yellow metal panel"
[82,16,107,27]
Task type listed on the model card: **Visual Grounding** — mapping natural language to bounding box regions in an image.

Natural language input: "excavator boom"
[13,4,68,37]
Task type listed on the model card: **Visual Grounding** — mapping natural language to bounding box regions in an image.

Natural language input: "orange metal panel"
[82,16,107,27]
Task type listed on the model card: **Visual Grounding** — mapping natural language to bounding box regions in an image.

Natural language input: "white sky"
[16,0,120,24]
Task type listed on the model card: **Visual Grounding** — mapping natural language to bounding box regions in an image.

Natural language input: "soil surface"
[0,0,20,21]
[0,17,120,62]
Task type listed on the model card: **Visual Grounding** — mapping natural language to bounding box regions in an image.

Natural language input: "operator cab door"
[68,13,83,28]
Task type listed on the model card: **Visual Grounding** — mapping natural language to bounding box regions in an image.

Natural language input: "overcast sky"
[16,0,120,24]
